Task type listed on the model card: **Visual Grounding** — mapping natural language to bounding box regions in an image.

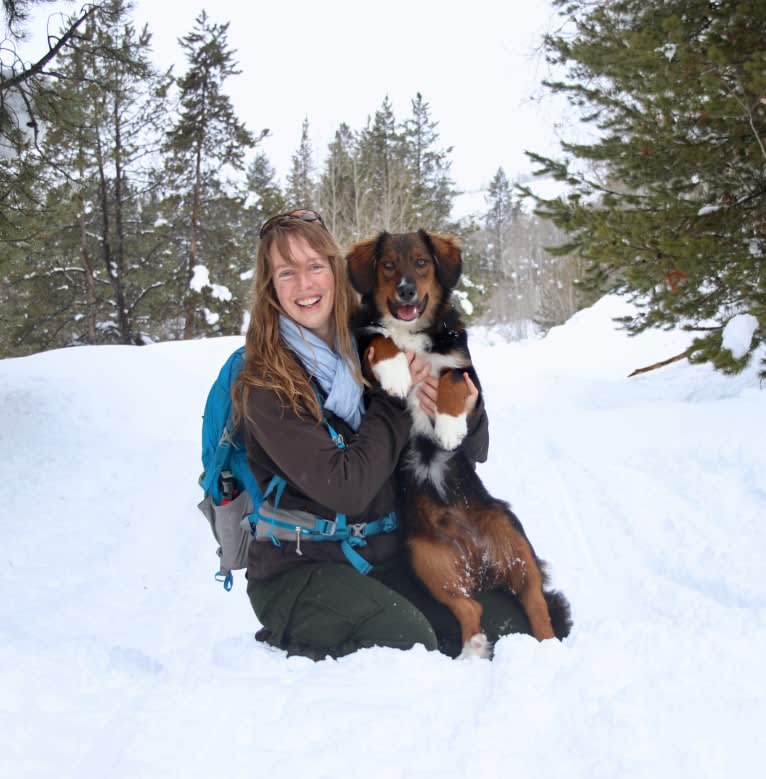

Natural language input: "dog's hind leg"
[513,561,556,641]
[479,507,557,642]
[501,542,556,641]
[450,599,492,659]
[408,537,490,658]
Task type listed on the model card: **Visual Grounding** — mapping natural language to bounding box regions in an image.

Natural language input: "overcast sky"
[19,0,571,216]
[133,0,569,207]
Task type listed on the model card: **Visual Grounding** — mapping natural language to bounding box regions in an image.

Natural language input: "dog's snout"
[396,277,417,302]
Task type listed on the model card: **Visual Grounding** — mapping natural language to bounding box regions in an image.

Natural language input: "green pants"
[246,556,532,660]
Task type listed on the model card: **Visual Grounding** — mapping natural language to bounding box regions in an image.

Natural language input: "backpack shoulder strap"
[200,347,246,502]
[309,380,347,450]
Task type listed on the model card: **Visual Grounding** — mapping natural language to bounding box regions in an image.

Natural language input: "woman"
[233,208,531,659]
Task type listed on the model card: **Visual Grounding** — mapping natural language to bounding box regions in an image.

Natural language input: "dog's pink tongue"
[396,305,418,321]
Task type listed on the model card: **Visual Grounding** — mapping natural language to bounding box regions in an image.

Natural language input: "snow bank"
[1,296,764,778]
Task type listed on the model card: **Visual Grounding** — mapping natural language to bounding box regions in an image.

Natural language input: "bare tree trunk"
[77,195,97,343]
[94,114,131,343]
[112,92,131,344]
[75,118,97,343]
[184,143,203,339]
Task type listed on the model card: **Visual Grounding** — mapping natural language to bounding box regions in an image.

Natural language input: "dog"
[347,229,572,658]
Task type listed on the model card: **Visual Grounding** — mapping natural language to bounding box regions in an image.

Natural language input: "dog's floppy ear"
[346,232,387,295]
[419,230,462,289]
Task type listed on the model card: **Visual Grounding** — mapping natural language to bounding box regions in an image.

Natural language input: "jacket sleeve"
[243,385,412,517]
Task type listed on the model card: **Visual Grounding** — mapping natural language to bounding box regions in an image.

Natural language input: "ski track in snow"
[1,296,765,778]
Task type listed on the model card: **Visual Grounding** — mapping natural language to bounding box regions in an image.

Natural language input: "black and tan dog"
[347,230,572,657]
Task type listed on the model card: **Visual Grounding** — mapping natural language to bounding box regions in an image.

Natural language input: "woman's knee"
[350,595,438,653]
[249,562,438,658]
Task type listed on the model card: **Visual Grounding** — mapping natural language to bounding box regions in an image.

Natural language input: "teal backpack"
[198,347,397,590]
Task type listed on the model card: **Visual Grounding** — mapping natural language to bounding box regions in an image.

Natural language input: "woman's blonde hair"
[234,215,361,426]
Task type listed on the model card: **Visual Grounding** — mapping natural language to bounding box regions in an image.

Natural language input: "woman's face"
[270,234,336,345]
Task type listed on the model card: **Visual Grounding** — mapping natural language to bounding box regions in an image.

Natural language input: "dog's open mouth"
[388,295,429,322]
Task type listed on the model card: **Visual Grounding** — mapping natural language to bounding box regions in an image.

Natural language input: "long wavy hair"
[233,216,362,427]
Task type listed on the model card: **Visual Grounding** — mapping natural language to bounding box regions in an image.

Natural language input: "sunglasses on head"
[258,208,326,239]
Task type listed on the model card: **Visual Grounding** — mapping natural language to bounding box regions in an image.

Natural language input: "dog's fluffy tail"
[544,589,573,640]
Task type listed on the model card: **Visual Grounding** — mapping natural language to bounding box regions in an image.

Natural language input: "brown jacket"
[238,377,489,580]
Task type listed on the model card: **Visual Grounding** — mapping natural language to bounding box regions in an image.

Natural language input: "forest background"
[1,0,763,378]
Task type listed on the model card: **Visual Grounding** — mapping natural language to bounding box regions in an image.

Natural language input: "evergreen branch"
[1,4,100,90]
[127,281,164,316]
[736,96,766,164]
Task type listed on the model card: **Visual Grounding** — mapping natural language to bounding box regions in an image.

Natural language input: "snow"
[1,295,765,778]
[190,264,232,301]
[202,307,220,326]
[656,43,677,61]
[452,289,474,316]
[722,313,759,359]
[0,61,37,159]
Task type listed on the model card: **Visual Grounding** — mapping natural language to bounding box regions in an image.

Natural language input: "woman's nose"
[294,268,313,288]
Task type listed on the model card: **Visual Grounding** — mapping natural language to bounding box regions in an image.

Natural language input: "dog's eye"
[382,261,395,271]
[415,258,428,268]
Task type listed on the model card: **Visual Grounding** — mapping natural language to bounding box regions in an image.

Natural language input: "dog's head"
[346,230,462,328]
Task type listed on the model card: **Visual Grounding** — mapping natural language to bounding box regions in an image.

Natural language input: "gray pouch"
[197,490,254,574]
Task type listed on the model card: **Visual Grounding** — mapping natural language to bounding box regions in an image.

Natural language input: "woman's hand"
[406,350,431,386]
[461,372,479,416]
[417,371,479,420]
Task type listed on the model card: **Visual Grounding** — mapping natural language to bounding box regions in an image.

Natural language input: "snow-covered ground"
[1,296,764,778]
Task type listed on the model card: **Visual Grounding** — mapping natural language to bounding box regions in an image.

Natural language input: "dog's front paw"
[458,633,492,660]
[372,351,412,399]
[433,411,467,450]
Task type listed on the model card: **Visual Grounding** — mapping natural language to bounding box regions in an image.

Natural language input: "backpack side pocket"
[198,490,254,574]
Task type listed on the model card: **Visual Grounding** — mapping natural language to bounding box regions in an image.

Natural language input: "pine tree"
[164,10,263,339]
[245,151,285,241]
[484,166,514,278]
[357,96,413,232]
[1,0,170,355]
[481,167,539,328]
[315,96,459,245]
[285,117,316,209]
[89,1,170,344]
[1,1,101,152]
[523,0,766,375]
[317,122,358,244]
[1,0,115,301]
[403,92,455,231]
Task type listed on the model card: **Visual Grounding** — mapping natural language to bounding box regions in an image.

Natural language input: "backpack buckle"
[350,523,366,538]
[315,518,337,536]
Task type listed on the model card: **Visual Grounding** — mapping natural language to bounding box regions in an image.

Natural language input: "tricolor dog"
[347,230,572,657]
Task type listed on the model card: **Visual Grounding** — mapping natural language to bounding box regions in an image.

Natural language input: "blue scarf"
[279,314,365,431]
